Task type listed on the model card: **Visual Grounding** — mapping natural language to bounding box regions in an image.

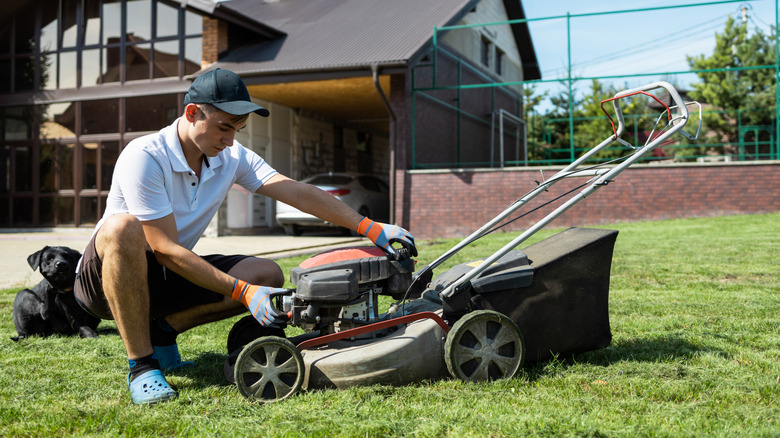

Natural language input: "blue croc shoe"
[128,370,177,405]
[153,344,196,373]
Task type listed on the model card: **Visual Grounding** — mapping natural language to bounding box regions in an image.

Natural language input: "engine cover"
[295,269,358,302]
[291,246,415,298]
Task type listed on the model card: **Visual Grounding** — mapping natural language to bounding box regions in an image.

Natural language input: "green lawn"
[1,213,778,437]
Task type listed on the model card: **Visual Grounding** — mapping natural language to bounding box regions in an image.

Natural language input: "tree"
[687,15,776,150]
[539,79,650,163]
[534,80,582,163]
[522,83,548,163]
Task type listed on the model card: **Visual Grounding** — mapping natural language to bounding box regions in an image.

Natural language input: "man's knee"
[229,258,284,288]
[101,214,144,238]
[265,263,284,287]
[97,214,146,255]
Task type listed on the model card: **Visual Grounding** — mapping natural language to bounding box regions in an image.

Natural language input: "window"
[0,0,205,226]
[101,141,120,188]
[14,146,33,192]
[495,47,505,76]
[304,175,354,185]
[0,96,184,226]
[333,126,345,172]
[126,94,179,132]
[480,36,491,68]
[126,0,153,41]
[5,0,204,91]
[1,3,37,92]
[357,132,371,153]
[358,176,388,194]
[357,131,372,172]
[60,144,76,191]
[0,145,9,194]
[84,0,102,46]
[40,144,57,193]
[82,99,119,134]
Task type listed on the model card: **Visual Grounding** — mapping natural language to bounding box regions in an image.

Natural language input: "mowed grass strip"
[0,213,777,437]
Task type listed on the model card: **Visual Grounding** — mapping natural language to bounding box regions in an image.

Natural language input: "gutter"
[371,64,397,224]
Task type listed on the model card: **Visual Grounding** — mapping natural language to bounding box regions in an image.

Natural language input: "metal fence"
[412,0,780,168]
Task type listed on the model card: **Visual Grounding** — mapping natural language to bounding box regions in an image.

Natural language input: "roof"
[502,0,540,80]
[169,0,218,14]
[171,0,286,39]
[194,0,540,125]
[208,0,482,79]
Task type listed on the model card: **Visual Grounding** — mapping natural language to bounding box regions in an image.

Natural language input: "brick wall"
[395,162,780,239]
[202,17,228,68]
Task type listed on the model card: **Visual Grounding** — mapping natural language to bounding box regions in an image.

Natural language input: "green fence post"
[738,110,745,161]
[776,0,780,159]
[567,12,575,162]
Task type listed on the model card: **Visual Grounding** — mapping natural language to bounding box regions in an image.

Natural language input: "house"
[0,0,540,233]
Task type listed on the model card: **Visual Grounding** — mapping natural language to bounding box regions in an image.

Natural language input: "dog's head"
[27,246,82,291]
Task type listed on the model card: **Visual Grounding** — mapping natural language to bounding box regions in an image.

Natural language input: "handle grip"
[608,81,689,138]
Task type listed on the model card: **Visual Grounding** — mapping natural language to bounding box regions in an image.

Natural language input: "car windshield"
[304,175,354,185]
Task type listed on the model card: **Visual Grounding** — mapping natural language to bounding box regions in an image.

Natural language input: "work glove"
[357,217,418,258]
[232,279,286,328]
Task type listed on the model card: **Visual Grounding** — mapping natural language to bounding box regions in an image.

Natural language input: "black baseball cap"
[184,68,270,117]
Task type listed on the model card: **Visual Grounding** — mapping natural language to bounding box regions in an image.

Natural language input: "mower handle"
[609,81,688,139]
[435,81,693,301]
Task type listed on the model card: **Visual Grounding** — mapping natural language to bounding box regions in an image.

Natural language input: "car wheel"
[283,225,303,236]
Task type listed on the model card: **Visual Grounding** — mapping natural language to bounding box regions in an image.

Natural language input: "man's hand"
[232,279,286,328]
[357,217,417,257]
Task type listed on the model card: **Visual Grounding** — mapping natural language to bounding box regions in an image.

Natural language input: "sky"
[518,0,777,110]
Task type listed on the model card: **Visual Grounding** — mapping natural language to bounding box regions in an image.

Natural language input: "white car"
[276,173,390,235]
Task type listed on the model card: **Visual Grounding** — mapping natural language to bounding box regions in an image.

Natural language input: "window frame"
[21,0,203,91]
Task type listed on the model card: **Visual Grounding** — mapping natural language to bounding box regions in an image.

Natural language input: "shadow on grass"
[171,334,726,391]
[522,334,727,381]
[97,327,119,336]
[587,334,727,364]
[174,351,233,388]
[6,325,118,341]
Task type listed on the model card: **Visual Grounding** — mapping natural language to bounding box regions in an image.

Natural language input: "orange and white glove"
[232,279,286,328]
[357,217,417,257]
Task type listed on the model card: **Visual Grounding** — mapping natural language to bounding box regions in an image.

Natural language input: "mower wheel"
[234,336,305,403]
[444,310,525,382]
[224,316,287,384]
[227,315,286,354]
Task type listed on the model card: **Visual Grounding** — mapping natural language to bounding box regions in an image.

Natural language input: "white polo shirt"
[96,118,277,250]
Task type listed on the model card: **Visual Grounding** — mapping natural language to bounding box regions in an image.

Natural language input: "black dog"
[12,246,100,341]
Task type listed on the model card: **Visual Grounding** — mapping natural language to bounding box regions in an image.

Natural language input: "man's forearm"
[141,216,237,296]
[260,175,364,230]
[151,246,236,296]
[296,183,364,230]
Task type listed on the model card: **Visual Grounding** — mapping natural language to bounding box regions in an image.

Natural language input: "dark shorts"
[74,232,251,320]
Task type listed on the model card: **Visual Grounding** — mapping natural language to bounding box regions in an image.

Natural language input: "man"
[74,68,416,405]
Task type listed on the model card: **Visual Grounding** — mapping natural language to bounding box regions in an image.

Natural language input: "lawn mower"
[224,81,701,402]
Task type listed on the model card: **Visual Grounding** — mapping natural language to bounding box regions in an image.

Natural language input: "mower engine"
[281,247,415,336]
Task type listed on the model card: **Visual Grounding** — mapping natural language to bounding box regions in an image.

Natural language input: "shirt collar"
[165,118,191,173]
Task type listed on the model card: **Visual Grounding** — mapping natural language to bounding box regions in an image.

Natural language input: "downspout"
[372,64,397,224]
